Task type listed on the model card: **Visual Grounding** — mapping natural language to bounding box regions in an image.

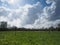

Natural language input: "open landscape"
[0,31,60,45]
[0,0,60,45]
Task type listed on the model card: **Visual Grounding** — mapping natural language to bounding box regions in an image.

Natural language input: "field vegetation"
[0,31,60,45]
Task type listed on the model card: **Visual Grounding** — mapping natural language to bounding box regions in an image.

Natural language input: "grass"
[0,31,60,45]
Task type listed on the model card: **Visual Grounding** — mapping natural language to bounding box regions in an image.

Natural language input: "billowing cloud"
[32,0,60,29]
[50,0,60,20]
[0,0,60,29]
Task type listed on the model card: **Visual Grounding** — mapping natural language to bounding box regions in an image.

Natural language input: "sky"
[0,0,60,29]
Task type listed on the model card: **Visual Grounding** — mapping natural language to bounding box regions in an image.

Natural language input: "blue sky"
[0,0,60,29]
[0,0,52,9]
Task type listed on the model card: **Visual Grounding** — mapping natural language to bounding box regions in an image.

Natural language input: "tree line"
[0,21,60,31]
[0,26,60,31]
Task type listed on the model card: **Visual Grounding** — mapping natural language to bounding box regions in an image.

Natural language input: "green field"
[0,31,60,45]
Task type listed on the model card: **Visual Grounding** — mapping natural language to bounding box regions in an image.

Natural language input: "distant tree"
[57,24,60,31]
[49,26,54,32]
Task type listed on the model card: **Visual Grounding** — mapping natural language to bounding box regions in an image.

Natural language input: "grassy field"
[0,31,60,45]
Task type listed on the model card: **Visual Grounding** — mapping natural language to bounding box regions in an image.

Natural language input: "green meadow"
[0,31,60,45]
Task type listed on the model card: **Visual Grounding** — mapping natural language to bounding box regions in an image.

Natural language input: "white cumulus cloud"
[0,0,60,29]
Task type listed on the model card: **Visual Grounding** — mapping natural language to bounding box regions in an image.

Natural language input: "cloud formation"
[0,0,60,29]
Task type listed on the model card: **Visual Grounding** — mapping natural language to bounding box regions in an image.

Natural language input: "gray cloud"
[50,0,60,20]
[0,0,60,29]
[22,2,42,25]
[31,0,60,29]
[0,7,10,16]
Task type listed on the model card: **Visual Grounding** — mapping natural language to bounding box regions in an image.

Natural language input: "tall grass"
[0,31,60,45]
